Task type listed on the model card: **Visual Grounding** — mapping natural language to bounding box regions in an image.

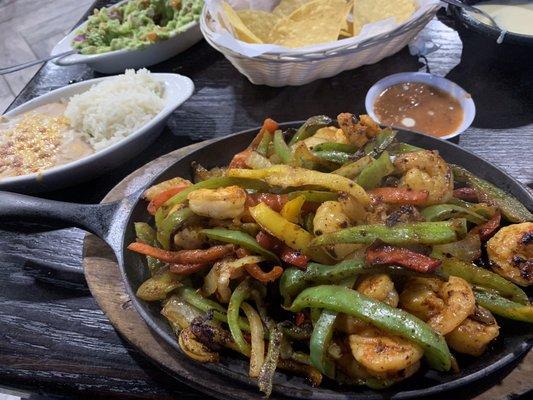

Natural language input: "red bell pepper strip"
[366,244,441,273]
[169,263,208,275]
[128,242,234,264]
[470,212,501,241]
[369,187,429,205]
[256,231,309,269]
[236,247,283,283]
[246,193,289,212]
[147,184,188,215]
[453,187,478,202]
[281,248,310,270]
[230,118,280,168]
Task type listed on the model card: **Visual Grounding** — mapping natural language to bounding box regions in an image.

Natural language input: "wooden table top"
[0,1,531,399]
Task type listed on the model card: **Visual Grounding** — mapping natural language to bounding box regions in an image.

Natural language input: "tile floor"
[0,0,93,113]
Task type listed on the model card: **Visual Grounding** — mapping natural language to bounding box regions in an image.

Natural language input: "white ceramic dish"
[50,0,202,74]
[365,72,476,140]
[0,73,194,193]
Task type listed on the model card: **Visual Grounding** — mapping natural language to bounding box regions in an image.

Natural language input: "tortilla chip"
[220,2,263,44]
[237,9,280,42]
[272,0,312,17]
[352,0,417,36]
[270,0,347,48]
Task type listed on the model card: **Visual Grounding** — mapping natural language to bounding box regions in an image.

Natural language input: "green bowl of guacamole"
[72,0,204,55]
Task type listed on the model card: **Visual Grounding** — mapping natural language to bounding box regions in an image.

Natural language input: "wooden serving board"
[82,143,532,400]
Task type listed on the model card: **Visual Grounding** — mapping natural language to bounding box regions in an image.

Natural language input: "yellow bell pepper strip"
[332,155,374,178]
[134,222,164,275]
[256,131,272,156]
[474,290,533,323]
[245,151,272,169]
[288,115,333,145]
[435,255,529,304]
[311,219,468,247]
[281,195,306,223]
[248,202,333,264]
[157,207,194,250]
[201,228,279,262]
[313,142,358,153]
[289,285,452,371]
[163,176,270,209]
[452,164,533,223]
[273,129,293,164]
[356,150,394,190]
[228,165,371,206]
[287,190,338,203]
[421,204,488,224]
[310,277,356,378]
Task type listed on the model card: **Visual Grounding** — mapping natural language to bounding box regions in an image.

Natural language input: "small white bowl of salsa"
[365,72,476,140]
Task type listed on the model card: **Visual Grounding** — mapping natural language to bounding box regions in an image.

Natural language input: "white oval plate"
[0,73,194,193]
[51,0,202,74]
[365,72,476,140]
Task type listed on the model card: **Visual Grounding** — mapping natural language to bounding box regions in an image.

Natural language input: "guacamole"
[73,0,203,54]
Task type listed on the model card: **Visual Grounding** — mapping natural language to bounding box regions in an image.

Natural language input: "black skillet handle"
[0,191,125,278]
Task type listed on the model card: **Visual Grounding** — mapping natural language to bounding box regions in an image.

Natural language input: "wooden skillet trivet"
[83,143,532,400]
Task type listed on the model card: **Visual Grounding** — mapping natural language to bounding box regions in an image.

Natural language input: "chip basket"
[200,4,441,87]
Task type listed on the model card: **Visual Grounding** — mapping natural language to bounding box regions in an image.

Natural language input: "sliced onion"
[241,302,265,378]
[178,327,219,363]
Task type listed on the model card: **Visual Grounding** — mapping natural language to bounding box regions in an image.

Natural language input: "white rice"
[65,69,165,151]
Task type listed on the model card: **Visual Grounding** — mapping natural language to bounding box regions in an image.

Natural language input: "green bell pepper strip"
[256,131,272,156]
[311,219,467,248]
[361,128,396,158]
[303,212,315,233]
[280,259,448,307]
[273,129,293,164]
[289,285,452,371]
[449,198,497,219]
[289,115,333,145]
[313,142,358,153]
[157,207,194,250]
[421,204,488,224]
[388,142,423,155]
[435,254,529,304]
[332,155,374,179]
[163,177,270,209]
[313,150,351,164]
[452,164,533,223]
[287,190,338,202]
[310,277,355,378]
[356,150,394,190]
[474,290,533,323]
[279,321,312,340]
[228,279,266,356]
[134,222,164,275]
[310,310,337,378]
[201,228,279,262]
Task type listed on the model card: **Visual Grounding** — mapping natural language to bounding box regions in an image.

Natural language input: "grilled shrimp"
[357,274,399,308]
[348,327,423,377]
[302,126,349,149]
[394,150,453,205]
[187,186,247,219]
[313,201,362,258]
[399,276,475,335]
[339,193,390,225]
[336,274,399,334]
[486,222,533,286]
[337,113,380,148]
[446,316,499,356]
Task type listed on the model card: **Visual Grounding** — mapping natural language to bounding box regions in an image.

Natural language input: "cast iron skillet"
[450,0,533,47]
[1,123,532,399]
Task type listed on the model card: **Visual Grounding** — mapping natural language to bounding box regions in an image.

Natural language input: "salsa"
[72,0,204,55]
[373,82,464,137]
